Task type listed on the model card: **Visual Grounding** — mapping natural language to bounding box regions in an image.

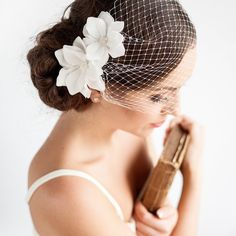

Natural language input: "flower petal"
[56,68,71,86]
[97,19,107,38]
[86,62,104,79]
[55,49,70,68]
[73,36,86,53]
[82,26,91,39]
[83,36,97,46]
[109,21,124,32]
[98,11,114,26]
[83,25,98,46]
[108,43,125,58]
[86,42,107,61]
[65,68,86,95]
[63,45,86,66]
[78,62,105,96]
[107,31,124,47]
[87,75,106,92]
[96,51,109,67]
[84,17,106,39]
[80,84,92,98]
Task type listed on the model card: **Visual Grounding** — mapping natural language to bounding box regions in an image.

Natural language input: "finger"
[136,230,146,236]
[180,119,200,139]
[169,115,184,127]
[134,201,154,220]
[156,198,176,219]
[167,115,184,132]
[134,202,177,233]
[156,206,177,219]
[134,211,177,235]
[182,115,194,123]
[135,219,166,236]
[171,116,195,135]
[175,114,193,126]
[180,117,194,129]
[165,115,197,145]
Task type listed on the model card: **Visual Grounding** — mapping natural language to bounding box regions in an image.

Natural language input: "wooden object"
[136,124,190,213]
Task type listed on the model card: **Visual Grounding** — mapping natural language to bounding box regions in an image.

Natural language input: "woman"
[26,0,205,235]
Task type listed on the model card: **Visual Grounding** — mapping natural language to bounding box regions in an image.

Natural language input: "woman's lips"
[149,121,165,128]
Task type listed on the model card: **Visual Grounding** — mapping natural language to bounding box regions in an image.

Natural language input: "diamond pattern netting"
[99,0,197,115]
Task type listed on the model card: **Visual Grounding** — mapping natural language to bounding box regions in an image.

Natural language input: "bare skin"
[28,113,154,222]
[27,47,199,235]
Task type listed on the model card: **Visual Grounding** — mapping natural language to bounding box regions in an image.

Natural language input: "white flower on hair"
[83,11,125,66]
[54,11,125,98]
[55,37,105,97]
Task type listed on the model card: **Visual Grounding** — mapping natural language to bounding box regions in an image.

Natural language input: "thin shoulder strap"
[25,169,125,220]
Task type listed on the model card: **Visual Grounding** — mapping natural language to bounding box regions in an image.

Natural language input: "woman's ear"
[89,88,102,103]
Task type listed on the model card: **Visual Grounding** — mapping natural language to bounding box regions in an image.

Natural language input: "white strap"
[25,169,124,220]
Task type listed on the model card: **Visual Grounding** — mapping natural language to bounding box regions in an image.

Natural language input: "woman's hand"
[133,198,178,236]
[163,114,206,177]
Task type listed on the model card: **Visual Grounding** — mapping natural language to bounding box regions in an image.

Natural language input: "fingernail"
[157,207,173,218]
[157,209,165,218]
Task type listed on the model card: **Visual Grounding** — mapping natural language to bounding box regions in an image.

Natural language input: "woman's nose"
[160,105,181,116]
[160,93,181,116]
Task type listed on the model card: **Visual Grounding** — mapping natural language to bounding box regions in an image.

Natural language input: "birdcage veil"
[99,0,197,115]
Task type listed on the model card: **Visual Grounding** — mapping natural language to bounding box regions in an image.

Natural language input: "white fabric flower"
[54,11,125,98]
[55,36,105,97]
[83,11,125,66]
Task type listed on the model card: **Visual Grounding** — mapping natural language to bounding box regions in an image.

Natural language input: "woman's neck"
[53,103,118,158]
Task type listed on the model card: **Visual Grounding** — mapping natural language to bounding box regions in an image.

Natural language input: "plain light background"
[1,0,236,235]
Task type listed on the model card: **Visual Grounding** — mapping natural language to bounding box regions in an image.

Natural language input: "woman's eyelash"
[150,94,168,103]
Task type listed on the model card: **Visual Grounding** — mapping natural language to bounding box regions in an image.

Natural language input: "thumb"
[156,206,176,219]
[156,198,174,218]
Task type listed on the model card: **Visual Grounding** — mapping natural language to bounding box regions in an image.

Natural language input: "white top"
[25,169,136,235]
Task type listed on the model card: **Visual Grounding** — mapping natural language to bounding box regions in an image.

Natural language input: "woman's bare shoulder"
[27,129,151,187]
[26,130,149,235]
[27,140,64,189]
[28,174,136,236]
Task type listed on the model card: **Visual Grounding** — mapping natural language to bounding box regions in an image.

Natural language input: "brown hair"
[27,0,196,112]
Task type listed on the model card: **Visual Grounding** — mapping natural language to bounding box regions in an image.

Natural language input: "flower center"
[99,36,108,46]
[78,60,87,69]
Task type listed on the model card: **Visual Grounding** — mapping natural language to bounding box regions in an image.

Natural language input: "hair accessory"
[54,11,125,98]
[54,0,196,116]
